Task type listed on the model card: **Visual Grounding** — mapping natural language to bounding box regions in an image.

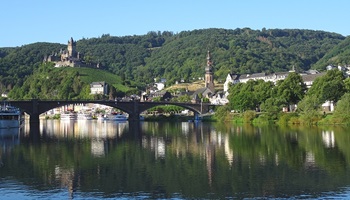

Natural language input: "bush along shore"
[213,109,350,126]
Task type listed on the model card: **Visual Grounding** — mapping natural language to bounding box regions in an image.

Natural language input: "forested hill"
[0,28,349,92]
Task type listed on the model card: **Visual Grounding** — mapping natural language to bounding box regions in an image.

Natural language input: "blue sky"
[1,0,349,47]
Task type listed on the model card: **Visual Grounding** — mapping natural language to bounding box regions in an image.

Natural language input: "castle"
[43,37,101,68]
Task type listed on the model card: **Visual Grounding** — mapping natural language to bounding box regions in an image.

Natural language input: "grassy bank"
[214,110,350,125]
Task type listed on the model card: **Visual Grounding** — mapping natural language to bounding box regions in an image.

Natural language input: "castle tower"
[205,50,215,92]
[67,37,77,57]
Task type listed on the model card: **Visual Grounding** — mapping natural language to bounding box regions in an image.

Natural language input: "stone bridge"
[7,99,214,126]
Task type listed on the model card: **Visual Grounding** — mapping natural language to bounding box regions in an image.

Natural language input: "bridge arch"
[7,100,213,125]
[137,102,202,115]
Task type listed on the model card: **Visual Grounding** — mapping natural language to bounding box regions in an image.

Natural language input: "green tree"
[214,105,231,122]
[276,72,306,107]
[171,94,191,103]
[109,85,117,100]
[344,78,350,92]
[307,69,345,104]
[297,95,322,123]
[228,80,257,112]
[253,80,274,109]
[332,93,350,123]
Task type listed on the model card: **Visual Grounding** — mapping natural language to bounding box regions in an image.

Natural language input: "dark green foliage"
[0,28,346,96]
[333,93,350,123]
[227,79,274,112]
[214,105,231,122]
[306,69,346,104]
[171,94,192,103]
[7,63,133,100]
[313,36,350,70]
[276,72,306,105]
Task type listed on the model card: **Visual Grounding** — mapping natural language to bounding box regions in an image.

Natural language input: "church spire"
[205,50,215,92]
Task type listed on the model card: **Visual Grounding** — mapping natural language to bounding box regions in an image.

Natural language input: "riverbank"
[217,111,350,125]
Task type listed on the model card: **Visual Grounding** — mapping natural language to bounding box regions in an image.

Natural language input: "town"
[36,37,350,117]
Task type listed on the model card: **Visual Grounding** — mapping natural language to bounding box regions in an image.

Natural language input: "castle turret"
[67,37,77,57]
[205,50,215,92]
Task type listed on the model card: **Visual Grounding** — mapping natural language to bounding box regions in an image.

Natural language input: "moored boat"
[60,112,77,120]
[0,104,22,129]
[97,114,107,121]
[107,113,128,121]
[77,112,93,120]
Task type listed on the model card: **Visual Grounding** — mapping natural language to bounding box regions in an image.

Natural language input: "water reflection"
[1,121,350,199]
[40,120,128,139]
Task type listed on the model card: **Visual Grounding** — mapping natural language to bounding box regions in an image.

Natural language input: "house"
[155,82,165,91]
[322,101,335,112]
[149,91,172,101]
[305,69,320,74]
[191,87,214,103]
[90,81,108,95]
[1,92,8,98]
[239,73,267,83]
[224,69,328,93]
[326,65,336,71]
[224,72,289,93]
[224,73,239,92]
[301,72,326,88]
[210,92,229,105]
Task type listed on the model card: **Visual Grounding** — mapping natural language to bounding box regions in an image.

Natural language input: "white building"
[90,81,108,95]
[154,82,165,91]
[224,72,289,93]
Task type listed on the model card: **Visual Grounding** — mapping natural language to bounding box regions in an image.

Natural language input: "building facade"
[90,82,108,95]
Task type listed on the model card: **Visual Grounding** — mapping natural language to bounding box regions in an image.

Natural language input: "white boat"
[107,113,128,121]
[60,112,77,120]
[97,114,107,121]
[77,112,93,120]
[0,104,22,128]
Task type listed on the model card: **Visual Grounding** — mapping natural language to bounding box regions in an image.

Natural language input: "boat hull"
[60,113,77,120]
[0,105,22,129]
[0,120,21,129]
[107,114,128,121]
[77,114,93,120]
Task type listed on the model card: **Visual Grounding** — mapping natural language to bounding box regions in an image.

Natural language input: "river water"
[1,120,350,199]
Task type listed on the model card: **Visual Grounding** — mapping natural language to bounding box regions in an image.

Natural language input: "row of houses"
[224,65,350,94]
[90,65,348,107]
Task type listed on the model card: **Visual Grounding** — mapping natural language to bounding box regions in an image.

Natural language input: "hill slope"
[0,28,347,95]
[313,36,350,69]
[8,63,134,100]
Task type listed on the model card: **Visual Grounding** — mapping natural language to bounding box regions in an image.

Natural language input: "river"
[1,120,350,199]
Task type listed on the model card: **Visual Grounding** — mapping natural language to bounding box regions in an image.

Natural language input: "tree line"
[1,28,349,96]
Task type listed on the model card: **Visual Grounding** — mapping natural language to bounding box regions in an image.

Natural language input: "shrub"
[243,110,257,123]
[299,110,322,125]
[277,113,298,125]
[252,114,271,124]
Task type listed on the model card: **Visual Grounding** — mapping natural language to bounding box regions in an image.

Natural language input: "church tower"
[67,37,77,57]
[205,50,215,92]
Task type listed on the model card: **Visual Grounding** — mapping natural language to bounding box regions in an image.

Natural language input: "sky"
[1,0,349,47]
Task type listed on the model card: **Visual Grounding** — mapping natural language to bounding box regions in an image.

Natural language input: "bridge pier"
[128,101,140,121]
[29,99,40,138]
[29,113,40,140]
[194,113,201,121]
